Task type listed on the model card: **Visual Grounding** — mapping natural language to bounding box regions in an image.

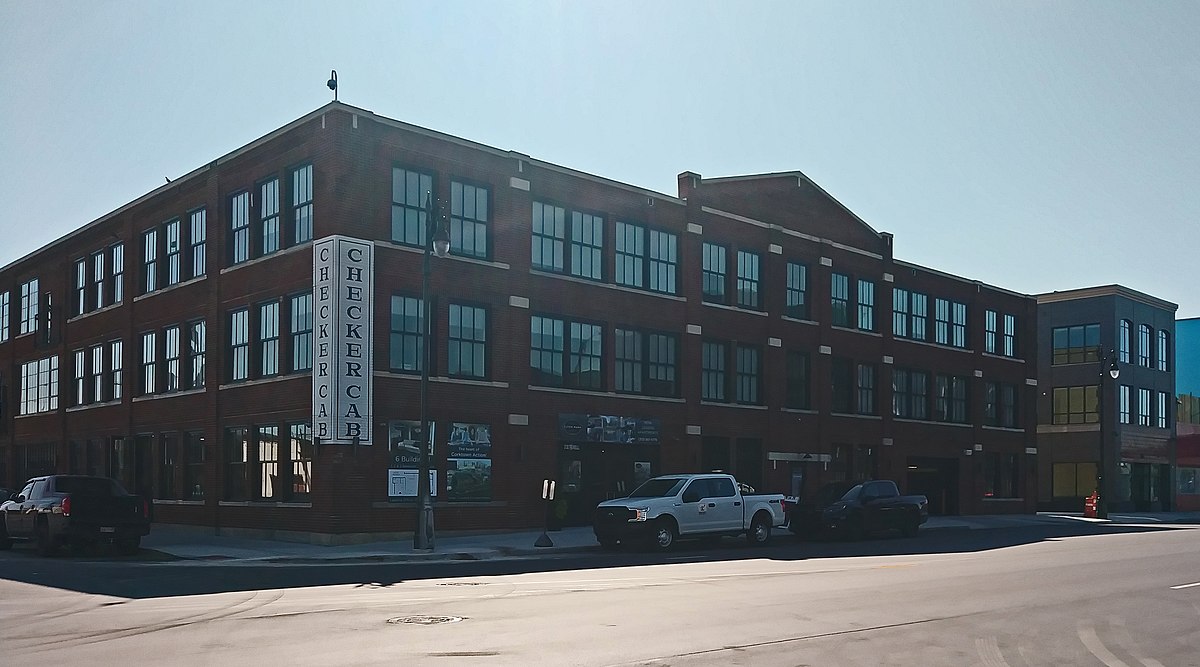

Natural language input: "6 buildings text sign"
[313,236,374,444]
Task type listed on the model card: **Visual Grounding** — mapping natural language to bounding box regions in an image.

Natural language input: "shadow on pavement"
[0,522,1191,600]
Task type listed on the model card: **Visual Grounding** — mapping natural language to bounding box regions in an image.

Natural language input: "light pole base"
[414,498,436,550]
[534,532,554,548]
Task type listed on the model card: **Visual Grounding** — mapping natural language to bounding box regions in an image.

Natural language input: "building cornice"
[1035,285,1179,312]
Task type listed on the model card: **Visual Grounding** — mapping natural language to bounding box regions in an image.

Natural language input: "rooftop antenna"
[327,70,338,101]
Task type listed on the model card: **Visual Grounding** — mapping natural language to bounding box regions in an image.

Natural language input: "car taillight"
[61,496,72,516]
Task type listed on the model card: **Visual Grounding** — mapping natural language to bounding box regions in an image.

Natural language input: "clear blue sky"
[2,1,1196,317]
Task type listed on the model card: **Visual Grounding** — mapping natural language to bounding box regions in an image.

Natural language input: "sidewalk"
[141,511,1200,565]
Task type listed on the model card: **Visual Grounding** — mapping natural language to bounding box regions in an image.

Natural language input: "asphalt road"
[2,522,1199,666]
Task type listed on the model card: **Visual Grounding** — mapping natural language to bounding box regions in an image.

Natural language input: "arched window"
[1118,319,1131,363]
[1157,330,1169,372]
[1138,324,1152,368]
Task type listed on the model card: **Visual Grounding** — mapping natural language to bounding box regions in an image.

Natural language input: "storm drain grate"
[388,615,466,626]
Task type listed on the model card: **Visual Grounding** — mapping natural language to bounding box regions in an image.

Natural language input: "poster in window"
[388,420,431,469]
[446,422,491,502]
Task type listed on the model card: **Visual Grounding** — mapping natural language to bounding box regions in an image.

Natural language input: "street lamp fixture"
[415,191,450,550]
[1097,351,1120,520]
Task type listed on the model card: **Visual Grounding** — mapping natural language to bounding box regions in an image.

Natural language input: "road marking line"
[1078,624,1130,667]
[975,636,1011,667]
[1170,582,1200,590]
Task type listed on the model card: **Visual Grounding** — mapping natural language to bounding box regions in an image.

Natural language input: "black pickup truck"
[787,480,927,539]
[0,475,151,555]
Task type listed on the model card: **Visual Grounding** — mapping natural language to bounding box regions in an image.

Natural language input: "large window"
[259,178,281,256]
[570,211,603,280]
[1052,462,1097,498]
[450,181,489,259]
[987,382,1019,427]
[831,357,853,413]
[615,222,644,288]
[290,423,313,500]
[892,368,928,420]
[736,251,760,309]
[1138,324,1152,368]
[982,453,1020,498]
[74,259,87,316]
[190,209,207,278]
[1179,468,1198,496]
[184,431,206,500]
[702,341,727,401]
[230,309,249,382]
[736,344,760,404]
[952,302,967,348]
[224,427,249,501]
[702,242,727,304]
[1003,314,1016,357]
[1157,331,1169,372]
[112,243,125,302]
[568,322,602,389]
[257,425,280,500]
[528,317,601,390]
[857,363,876,414]
[831,274,850,327]
[0,290,8,342]
[292,164,313,245]
[90,345,103,402]
[985,310,997,354]
[648,229,678,295]
[165,325,180,392]
[1138,388,1152,426]
[1052,324,1100,364]
[1119,385,1131,424]
[1158,391,1169,428]
[290,293,313,372]
[165,218,182,286]
[92,251,105,310]
[936,375,969,423]
[911,292,928,341]
[389,295,423,372]
[786,262,808,319]
[159,433,179,500]
[530,315,564,386]
[141,331,157,395]
[857,280,875,332]
[230,192,250,265]
[392,168,432,247]
[786,351,810,409]
[892,288,909,337]
[111,340,123,400]
[142,228,159,294]
[531,201,565,272]
[614,329,642,393]
[1118,319,1131,363]
[260,301,279,377]
[934,298,950,345]
[20,278,39,335]
[20,356,59,415]
[448,304,487,378]
[73,349,86,406]
[1051,385,1098,425]
[189,320,206,388]
[646,333,677,397]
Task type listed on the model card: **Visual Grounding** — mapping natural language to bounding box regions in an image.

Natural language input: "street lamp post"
[415,191,450,550]
[1097,350,1120,520]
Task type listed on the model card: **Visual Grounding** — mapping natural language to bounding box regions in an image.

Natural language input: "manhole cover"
[387,615,466,626]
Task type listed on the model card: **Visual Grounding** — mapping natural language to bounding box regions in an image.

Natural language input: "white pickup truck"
[592,473,788,550]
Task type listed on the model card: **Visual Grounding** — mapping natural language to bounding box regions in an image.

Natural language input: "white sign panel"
[388,469,438,498]
[313,235,374,444]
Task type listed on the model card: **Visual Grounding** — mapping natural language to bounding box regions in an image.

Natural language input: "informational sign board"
[388,469,438,498]
[313,236,374,444]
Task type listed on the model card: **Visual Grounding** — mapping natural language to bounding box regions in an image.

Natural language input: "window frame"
[786,262,809,320]
[736,250,761,310]
[448,302,488,379]
[389,294,424,373]
[291,164,313,245]
[449,179,490,260]
[701,242,727,304]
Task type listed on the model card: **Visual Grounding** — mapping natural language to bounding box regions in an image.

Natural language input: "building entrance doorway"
[906,456,959,515]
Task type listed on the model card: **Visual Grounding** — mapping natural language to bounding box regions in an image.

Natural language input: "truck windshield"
[53,477,125,496]
[839,485,863,501]
[627,478,687,498]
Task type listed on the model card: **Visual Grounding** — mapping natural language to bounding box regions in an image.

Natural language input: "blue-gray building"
[1036,286,1177,511]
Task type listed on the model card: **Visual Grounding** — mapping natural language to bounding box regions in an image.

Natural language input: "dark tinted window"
[52,476,124,496]
[683,478,711,501]
[30,480,48,499]
[863,481,899,498]
[711,477,736,497]
[627,478,686,498]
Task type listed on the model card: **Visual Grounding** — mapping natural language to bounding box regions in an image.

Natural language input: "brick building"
[0,102,1039,541]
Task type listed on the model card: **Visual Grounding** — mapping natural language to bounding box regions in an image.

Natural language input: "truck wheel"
[747,512,772,546]
[651,518,677,551]
[35,521,59,557]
